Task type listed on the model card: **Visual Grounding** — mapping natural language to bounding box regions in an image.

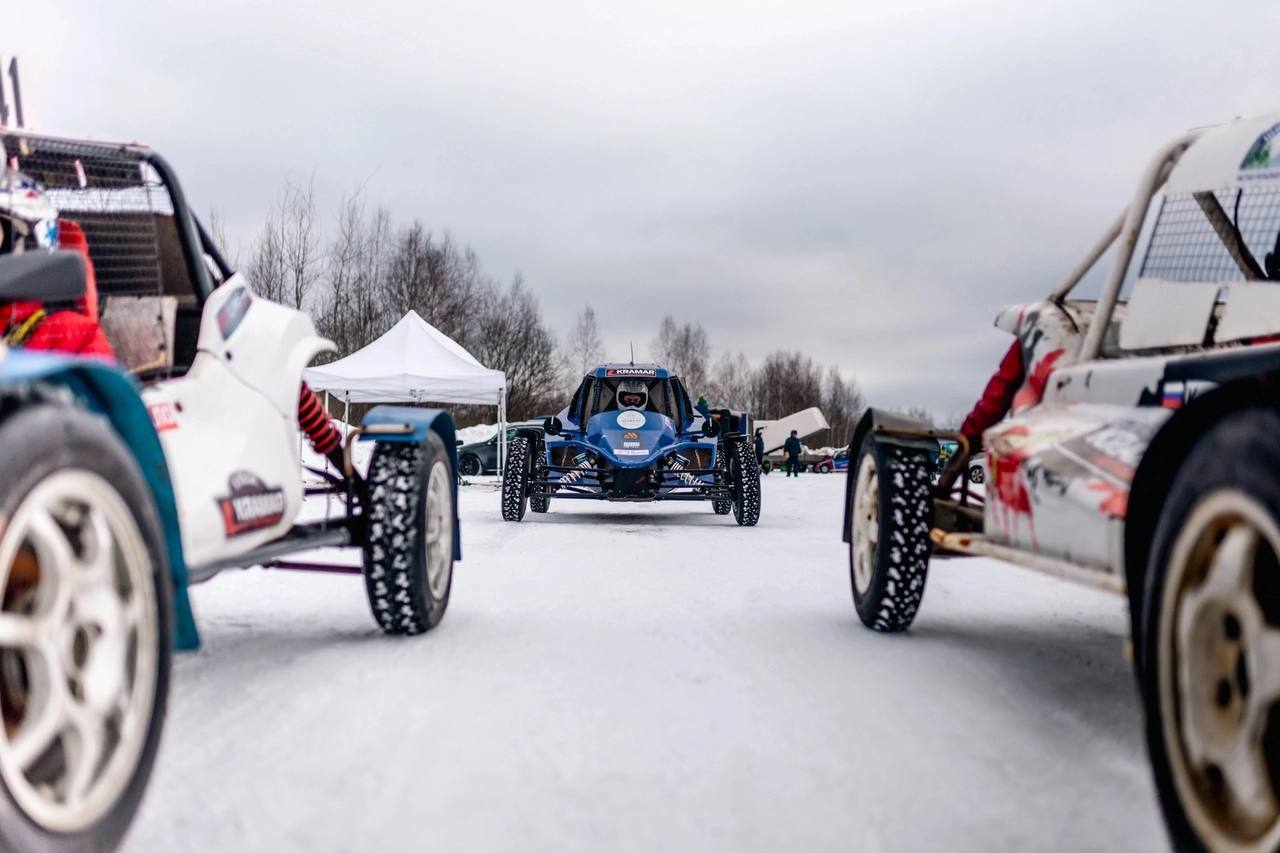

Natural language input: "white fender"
[143,277,335,568]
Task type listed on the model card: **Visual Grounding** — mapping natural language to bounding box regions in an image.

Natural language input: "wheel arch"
[0,352,200,650]
[842,408,939,543]
[361,405,461,560]
[1124,378,1280,628]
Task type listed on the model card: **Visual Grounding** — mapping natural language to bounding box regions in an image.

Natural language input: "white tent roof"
[303,310,506,405]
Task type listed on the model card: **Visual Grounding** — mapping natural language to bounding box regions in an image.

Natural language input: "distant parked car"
[458,422,544,476]
[813,448,850,473]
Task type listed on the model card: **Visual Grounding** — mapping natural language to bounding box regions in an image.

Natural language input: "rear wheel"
[459,454,482,478]
[968,464,984,485]
[847,435,932,632]
[729,439,760,527]
[501,436,530,522]
[712,442,732,515]
[1140,409,1280,852]
[362,432,455,634]
[0,404,171,853]
[529,438,550,514]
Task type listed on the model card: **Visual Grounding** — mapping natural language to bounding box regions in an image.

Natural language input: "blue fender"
[0,351,201,651]
[360,406,462,560]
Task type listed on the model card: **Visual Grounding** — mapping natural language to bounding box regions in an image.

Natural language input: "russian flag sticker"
[1162,381,1185,409]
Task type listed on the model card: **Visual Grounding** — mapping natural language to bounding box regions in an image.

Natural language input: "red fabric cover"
[959,340,1024,447]
[3,302,115,358]
[57,221,99,323]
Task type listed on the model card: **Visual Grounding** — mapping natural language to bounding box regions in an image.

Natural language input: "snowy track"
[127,475,1166,852]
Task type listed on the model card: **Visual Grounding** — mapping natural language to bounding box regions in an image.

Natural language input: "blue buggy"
[501,364,761,526]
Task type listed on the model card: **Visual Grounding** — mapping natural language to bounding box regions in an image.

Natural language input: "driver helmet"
[0,168,59,254]
[616,379,648,411]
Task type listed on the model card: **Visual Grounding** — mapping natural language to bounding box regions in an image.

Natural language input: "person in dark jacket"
[784,430,802,477]
[753,428,766,474]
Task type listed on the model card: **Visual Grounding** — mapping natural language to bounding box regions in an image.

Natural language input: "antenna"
[629,342,635,365]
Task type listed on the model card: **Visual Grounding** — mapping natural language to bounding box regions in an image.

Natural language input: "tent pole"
[498,389,507,478]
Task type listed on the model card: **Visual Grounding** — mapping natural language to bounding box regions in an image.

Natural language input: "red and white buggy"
[843,114,1280,851]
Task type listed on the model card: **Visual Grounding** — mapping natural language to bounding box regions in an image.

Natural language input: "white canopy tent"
[304,310,509,471]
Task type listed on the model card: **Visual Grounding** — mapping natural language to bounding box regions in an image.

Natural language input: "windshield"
[581,377,680,422]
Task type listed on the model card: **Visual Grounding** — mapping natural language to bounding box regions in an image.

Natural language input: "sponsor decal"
[623,432,639,439]
[1240,121,1280,181]
[1161,381,1185,410]
[217,286,252,339]
[623,441,641,448]
[606,367,657,378]
[148,401,179,433]
[616,410,646,429]
[616,449,649,456]
[216,471,286,536]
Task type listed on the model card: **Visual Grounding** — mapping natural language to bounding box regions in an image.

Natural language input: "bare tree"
[822,366,866,448]
[207,207,240,271]
[902,406,936,425]
[706,351,755,410]
[246,215,287,303]
[651,315,710,395]
[468,274,559,419]
[753,350,824,419]
[562,304,604,388]
[280,174,320,311]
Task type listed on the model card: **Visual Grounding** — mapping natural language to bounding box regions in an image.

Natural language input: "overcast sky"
[12,0,1280,414]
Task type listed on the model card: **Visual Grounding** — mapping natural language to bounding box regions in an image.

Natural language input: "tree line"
[225,177,868,443]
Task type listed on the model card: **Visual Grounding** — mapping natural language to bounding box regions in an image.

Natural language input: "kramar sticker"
[607,367,657,378]
[217,471,286,536]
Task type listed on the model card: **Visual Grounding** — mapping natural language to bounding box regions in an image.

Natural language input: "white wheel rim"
[0,471,159,833]
[1159,489,1280,852]
[851,453,879,596]
[424,460,454,600]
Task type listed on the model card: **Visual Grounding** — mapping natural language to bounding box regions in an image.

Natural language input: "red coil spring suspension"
[297,382,343,468]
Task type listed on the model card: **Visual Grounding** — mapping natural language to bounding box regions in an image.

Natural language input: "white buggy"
[843,114,1280,851]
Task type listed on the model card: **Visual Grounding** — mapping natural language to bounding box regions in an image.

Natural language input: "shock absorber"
[559,451,595,485]
[666,453,701,487]
[297,382,345,472]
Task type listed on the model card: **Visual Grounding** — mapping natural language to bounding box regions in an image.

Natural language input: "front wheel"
[362,431,455,634]
[1140,409,1280,852]
[847,435,932,632]
[501,436,530,522]
[968,464,984,485]
[529,438,550,514]
[729,439,761,526]
[712,443,732,515]
[0,404,172,853]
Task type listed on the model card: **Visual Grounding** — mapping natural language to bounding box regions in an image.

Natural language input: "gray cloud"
[13,0,1280,413]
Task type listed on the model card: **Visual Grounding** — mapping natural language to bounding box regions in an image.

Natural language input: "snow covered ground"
[126,474,1167,852]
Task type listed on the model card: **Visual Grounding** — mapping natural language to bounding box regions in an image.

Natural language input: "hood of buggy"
[585,410,677,467]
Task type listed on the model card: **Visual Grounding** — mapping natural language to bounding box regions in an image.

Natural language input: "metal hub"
[851,453,879,596]
[1160,490,1280,851]
[424,460,454,600]
[0,471,158,833]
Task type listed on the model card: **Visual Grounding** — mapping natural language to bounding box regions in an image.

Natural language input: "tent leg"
[498,391,507,479]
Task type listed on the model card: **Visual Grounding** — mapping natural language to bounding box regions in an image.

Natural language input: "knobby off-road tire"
[847,435,933,632]
[729,438,761,527]
[529,438,550,514]
[501,435,530,522]
[362,431,455,634]
[1139,409,1280,853]
[712,440,732,515]
[0,404,172,853]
